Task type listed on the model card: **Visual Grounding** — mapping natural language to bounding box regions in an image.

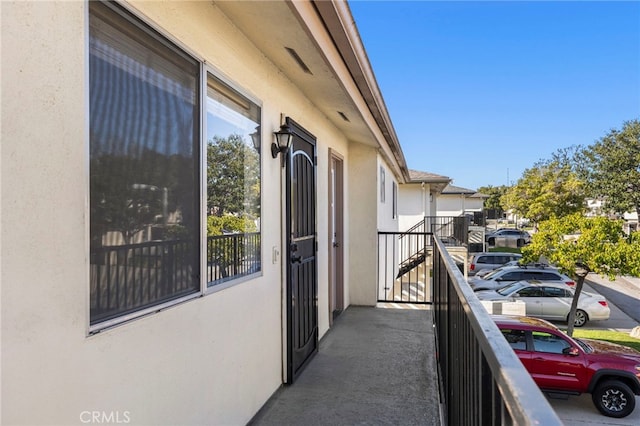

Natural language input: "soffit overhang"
[214,0,410,181]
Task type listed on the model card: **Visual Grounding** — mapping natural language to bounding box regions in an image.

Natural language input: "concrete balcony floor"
[250,306,442,425]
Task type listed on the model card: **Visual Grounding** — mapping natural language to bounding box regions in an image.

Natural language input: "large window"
[89,1,261,328]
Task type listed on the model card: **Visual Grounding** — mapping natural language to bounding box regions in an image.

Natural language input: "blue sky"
[349,0,640,190]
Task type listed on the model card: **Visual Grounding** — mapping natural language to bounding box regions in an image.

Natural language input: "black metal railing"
[90,233,261,325]
[207,232,261,285]
[401,216,469,246]
[378,231,432,303]
[90,239,199,325]
[432,237,562,425]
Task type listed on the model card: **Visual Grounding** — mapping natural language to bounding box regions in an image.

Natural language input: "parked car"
[468,264,575,291]
[477,280,610,326]
[494,315,640,418]
[475,261,552,278]
[468,252,522,276]
[485,228,531,247]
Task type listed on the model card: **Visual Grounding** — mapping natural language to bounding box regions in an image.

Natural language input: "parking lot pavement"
[545,282,640,332]
[586,274,640,325]
[550,394,640,426]
[582,282,640,332]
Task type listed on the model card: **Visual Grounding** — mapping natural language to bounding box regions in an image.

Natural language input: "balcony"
[250,306,440,425]
[251,234,562,425]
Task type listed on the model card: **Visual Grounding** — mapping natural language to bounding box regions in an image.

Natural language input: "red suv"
[494,315,640,418]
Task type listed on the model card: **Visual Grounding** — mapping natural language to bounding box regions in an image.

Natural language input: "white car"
[468,264,575,291]
[476,280,610,327]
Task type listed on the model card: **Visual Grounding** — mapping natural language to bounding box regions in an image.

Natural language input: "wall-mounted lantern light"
[271,123,294,166]
[250,126,261,153]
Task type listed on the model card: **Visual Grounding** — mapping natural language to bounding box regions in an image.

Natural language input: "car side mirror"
[562,347,579,356]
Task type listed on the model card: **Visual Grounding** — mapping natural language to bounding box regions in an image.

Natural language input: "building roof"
[408,169,451,182]
[441,184,488,198]
[407,169,451,192]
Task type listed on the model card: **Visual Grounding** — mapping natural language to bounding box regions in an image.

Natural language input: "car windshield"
[496,282,526,295]
[482,267,506,280]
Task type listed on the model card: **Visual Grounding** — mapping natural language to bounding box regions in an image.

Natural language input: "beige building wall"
[1,1,352,425]
[347,143,378,306]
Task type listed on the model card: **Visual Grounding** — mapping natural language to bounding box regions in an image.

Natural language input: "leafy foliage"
[521,213,640,335]
[522,214,633,279]
[581,119,640,217]
[477,185,508,216]
[207,215,257,237]
[207,134,260,219]
[501,159,586,227]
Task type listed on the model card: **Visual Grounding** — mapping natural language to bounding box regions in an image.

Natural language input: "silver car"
[468,264,575,291]
[476,280,610,327]
[468,252,522,276]
[485,228,531,247]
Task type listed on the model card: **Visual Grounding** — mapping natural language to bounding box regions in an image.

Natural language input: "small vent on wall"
[338,111,350,122]
[285,47,313,75]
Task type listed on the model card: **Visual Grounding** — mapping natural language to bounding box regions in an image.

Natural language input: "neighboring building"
[397,169,451,231]
[436,184,488,221]
[585,198,638,233]
[586,198,606,217]
[623,212,639,233]
[1,1,410,424]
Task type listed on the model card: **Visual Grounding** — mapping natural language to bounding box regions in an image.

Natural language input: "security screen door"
[285,118,318,383]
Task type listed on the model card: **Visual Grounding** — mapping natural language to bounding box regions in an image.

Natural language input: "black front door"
[285,118,317,383]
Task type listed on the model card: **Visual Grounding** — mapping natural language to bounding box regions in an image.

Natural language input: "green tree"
[207,134,260,218]
[501,158,586,228]
[207,215,257,236]
[477,185,508,218]
[582,119,640,218]
[521,213,640,336]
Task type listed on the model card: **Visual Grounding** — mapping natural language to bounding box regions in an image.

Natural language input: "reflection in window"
[501,329,527,351]
[532,332,571,354]
[206,74,261,287]
[89,1,200,325]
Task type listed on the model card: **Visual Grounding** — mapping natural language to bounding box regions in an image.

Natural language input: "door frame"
[328,149,344,326]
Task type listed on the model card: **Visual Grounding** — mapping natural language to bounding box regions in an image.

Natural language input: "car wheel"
[573,309,588,327]
[516,238,524,247]
[592,380,635,418]
[488,237,495,246]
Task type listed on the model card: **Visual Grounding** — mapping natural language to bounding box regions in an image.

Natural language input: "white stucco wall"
[377,158,399,232]
[436,195,484,217]
[398,183,436,231]
[347,143,378,305]
[1,1,352,425]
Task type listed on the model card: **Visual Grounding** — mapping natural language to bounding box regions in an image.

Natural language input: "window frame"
[202,66,264,295]
[88,1,263,332]
[392,181,397,219]
[380,166,386,203]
